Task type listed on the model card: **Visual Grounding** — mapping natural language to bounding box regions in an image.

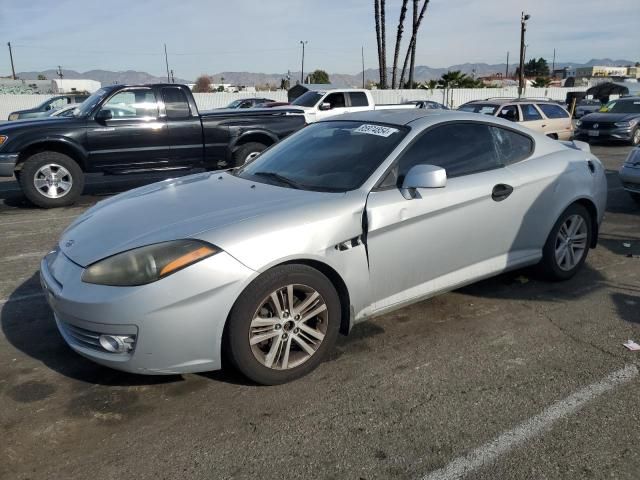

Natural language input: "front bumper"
[619,165,640,194]
[40,248,255,375]
[574,126,634,142]
[0,153,18,176]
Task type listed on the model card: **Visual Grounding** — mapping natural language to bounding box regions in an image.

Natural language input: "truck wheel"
[19,152,84,208]
[233,142,267,166]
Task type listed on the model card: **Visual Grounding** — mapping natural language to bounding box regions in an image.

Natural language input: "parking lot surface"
[1,145,639,480]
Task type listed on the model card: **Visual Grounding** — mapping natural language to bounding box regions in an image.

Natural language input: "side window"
[348,92,369,107]
[102,89,158,118]
[162,87,191,119]
[497,105,519,122]
[537,103,570,119]
[391,123,502,185]
[520,104,543,121]
[48,98,67,110]
[324,93,346,109]
[491,126,533,165]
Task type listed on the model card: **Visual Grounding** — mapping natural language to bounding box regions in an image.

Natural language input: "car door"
[315,92,349,121]
[161,86,203,165]
[518,103,547,135]
[536,103,573,140]
[86,87,169,169]
[365,122,521,313]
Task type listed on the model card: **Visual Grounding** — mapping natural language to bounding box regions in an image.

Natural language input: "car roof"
[464,98,560,105]
[333,109,504,127]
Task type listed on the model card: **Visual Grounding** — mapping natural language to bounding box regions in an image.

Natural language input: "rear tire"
[232,142,267,166]
[225,264,341,385]
[631,127,640,146]
[538,203,592,281]
[19,151,84,208]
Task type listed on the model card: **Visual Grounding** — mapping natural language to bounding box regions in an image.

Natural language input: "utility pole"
[56,66,63,79]
[518,12,531,97]
[552,48,556,76]
[299,41,308,84]
[170,69,175,83]
[164,43,170,83]
[361,46,365,88]
[505,51,509,78]
[7,42,16,80]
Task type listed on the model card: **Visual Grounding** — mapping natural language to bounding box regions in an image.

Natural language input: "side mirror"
[319,102,332,111]
[95,109,113,122]
[401,164,446,199]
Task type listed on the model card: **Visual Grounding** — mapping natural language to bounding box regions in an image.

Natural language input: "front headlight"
[8,113,18,121]
[576,120,582,127]
[82,239,219,286]
[614,121,632,128]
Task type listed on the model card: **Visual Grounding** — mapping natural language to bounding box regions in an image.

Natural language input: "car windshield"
[600,100,640,114]
[580,99,601,106]
[226,100,243,108]
[292,92,323,107]
[458,103,499,115]
[73,88,109,117]
[235,120,408,192]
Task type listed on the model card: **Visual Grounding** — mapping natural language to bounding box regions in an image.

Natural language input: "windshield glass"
[457,103,499,115]
[600,100,640,114]
[292,92,323,107]
[73,88,109,117]
[226,100,243,108]
[235,120,408,192]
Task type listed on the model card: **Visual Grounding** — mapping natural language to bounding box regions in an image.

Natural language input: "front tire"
[225,264,341,385]
[631,127,640,147]
[232,142,267,166]
[19,151,84,208]
[538,203,592,281]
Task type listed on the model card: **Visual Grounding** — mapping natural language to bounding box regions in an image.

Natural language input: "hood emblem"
[65,240,75,248]
[593,123,599,129]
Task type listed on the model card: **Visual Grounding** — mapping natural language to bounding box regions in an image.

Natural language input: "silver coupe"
[40,110,607,385]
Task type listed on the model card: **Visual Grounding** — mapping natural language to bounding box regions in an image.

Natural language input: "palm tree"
[374,0,383,87]
[391,0,409,89]
[408,0,418,89]
[438,71,467,89]
[380,0,387,88]
[399,0,430,88]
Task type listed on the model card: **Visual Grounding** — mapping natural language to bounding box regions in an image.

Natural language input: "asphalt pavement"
[0,145,639,480]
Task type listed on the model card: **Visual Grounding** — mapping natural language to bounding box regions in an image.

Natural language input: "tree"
[217,85,225,92]
[391,0,408,89]
[37,74,47,80]
[516,57,550,78]
[374,0,387,88]
[192,75,211,93]
[399,0,430,89]
[531,77,551,87]
[307,69,330,84]
[437,70,484,89]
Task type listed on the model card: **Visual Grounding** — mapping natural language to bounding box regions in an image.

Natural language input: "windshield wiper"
[252,171,303,189]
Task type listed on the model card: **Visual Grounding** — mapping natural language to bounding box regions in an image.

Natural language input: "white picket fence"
[0,87,588,121]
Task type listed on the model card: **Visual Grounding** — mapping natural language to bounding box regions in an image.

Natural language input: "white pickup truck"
[289,88,416,123]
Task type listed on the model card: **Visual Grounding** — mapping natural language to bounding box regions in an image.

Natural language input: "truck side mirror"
[95,109,113,122]
[319,102,332,111]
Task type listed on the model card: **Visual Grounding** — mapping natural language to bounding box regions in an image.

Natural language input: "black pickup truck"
[0,84,305,207]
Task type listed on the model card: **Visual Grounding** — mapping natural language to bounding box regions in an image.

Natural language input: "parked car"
[47,104,80,117]
[40,109,606,385]
[458,98,574,140]
[289,88,416,123]
[7,94,89,121]
[0,84,305,207]
[574,97,640,145]
[404,100,448,110]
[255,101,290,108]
[225,98,276,109]
[574,99,602,118]
[619,146,640,203]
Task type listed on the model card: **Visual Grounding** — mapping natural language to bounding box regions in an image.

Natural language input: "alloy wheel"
[249,283,328,370]
[33,163,73,199]
[554,214,588,271]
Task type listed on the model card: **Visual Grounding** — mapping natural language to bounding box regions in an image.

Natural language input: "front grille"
[579,120,615,129]
[60,321,136,353]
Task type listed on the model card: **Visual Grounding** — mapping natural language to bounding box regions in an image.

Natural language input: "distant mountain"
[16,69,191,85]
[16,58,637,88]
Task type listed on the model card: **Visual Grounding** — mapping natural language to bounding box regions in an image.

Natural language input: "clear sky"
[0,0,637,79]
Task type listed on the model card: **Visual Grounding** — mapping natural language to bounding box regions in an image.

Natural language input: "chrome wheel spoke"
[281,336,293,369]
[250,316,279,328]
[47,185,58,197]
[250,329,280,345]
[287,284,295,314]
[300,303,327,324]
[298,323,325,342]
[34,178,48,189]
[292,334,316,356]
[270,291,284,317]
[58,180,72,192]
[264,335,283,368]
[294,291,319,316]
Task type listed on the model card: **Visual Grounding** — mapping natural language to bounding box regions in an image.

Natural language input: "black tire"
[631,127,640,147]
[232,142,267,166]
[538,203,592,281]
[225,264,341,385]
[19,151,84,208]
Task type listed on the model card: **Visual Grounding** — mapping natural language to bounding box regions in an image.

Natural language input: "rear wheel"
[538,203,592,280]
[19,151,84,208]
[232,142,267,166]
[631,127,640,146]
[225,264,341,385]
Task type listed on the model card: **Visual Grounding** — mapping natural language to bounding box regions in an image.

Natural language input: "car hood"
[59,172,345,267]
[0,116,76,132]
[580,112,640,122]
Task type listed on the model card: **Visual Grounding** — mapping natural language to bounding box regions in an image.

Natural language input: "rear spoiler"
[560,140,590,153]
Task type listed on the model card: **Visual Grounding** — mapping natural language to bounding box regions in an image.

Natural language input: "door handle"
[492,184,513,202]
[542,124,547,128]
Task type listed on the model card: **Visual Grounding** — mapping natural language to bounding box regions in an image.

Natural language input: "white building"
[52,79,101,93]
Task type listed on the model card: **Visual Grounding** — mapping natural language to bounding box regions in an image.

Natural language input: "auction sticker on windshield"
[354,124,399,137]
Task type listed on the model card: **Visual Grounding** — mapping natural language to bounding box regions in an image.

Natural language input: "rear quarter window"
[349,92,369,107]
[537,103,570,119]
[491,126,533,165]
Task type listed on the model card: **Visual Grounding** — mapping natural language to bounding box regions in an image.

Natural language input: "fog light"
[99,334,134,353]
